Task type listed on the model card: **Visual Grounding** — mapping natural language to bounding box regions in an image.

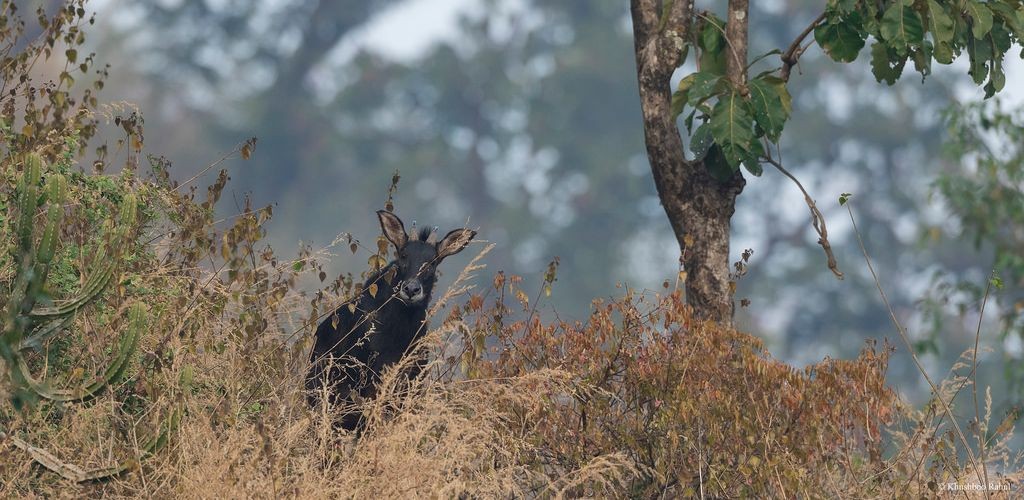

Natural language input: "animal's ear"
[377,210,408,249]
[436,228,476,260]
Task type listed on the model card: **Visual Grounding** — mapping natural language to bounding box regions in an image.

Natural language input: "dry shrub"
[449,282,899,496]
[333,364,634,497]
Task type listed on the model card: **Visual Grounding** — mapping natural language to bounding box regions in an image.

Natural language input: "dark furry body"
[305,264,429,431]
[305,211,474,432]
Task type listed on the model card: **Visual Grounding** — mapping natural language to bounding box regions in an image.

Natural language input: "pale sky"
[349,0,482,62]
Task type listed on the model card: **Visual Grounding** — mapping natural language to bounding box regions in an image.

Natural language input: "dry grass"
[1,219,1022,497]
[1,232,640,498]
[1,199,1022,497]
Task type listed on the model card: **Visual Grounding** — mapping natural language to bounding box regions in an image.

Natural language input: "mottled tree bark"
[725,0,750,88]
[629,0,748,323]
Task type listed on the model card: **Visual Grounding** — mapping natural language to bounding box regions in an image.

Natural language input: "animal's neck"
[375,287,429,343]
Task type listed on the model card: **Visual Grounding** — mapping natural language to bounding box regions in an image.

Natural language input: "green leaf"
[982,22,1011,97]
[926,0,955,45]
[762,75,792,116]
[747,78,789,142]
[690,123,713,160]
[699,13,727,75]
[671,90,687,119]
[59,71,74,88]
[933,41,955,64]
[984,59,1005,98]
[180,364,195,390]
[990,275,1004,290]
[860,1,881,37]
[672,72,699,118]
[951,8,971,45]
[704,144,736,182]
[686,72,722,107]
[743,160,763,177]
[912,41,933,80]
[989,22,1013,53]
[676,72,697,96]
[710,92,755,167]
[684,107,698,134]
[839,192,852,205]
[742,139,765,176]
[988,3,1023,38]
[814,21,866,62]
[870,42,907,85]
[700,13,725,53]
[965,0,994,39]
[880,3,924,55]
[833,0,858,15]
[967,35,993,85]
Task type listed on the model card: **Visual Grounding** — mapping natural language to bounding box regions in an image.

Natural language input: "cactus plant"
[2,152,137,407]
[1,152,181,482]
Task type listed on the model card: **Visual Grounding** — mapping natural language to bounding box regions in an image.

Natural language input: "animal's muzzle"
[399,279,425,303]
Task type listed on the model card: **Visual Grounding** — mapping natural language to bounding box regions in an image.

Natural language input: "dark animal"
[306,210,476,431]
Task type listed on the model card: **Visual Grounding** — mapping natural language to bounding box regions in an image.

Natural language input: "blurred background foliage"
[53,0,1021,417]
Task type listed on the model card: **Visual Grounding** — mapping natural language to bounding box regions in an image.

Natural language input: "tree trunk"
[629,0,748,323]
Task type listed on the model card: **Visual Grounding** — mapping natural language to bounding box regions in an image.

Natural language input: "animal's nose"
[402,281,422,297]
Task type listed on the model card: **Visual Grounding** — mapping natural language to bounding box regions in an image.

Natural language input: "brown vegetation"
[2,2,1022,498]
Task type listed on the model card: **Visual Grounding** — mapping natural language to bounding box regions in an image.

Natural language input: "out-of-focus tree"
[98,0,394,193]
[927,100,1024,401]
[95,1,658,314]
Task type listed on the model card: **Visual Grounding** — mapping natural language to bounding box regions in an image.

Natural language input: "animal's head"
[376,210,477,306]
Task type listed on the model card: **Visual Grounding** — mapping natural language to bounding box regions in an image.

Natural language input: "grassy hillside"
[1,2,1021,497]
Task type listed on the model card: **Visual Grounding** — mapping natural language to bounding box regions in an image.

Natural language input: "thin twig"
[971,276,994,490]
[763,152,843,279]
[844,201,989,497]
[780,13,826,82]
[177,140,249,191]
[928,275,998,492]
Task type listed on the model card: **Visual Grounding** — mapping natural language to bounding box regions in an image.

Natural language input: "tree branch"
[663,0,691,36]
[780,13,826,82]
[632,0,692,80]
[762,151,843,279]
[725,0,750,88]
[630,0,659,41]
[631,0,746,322]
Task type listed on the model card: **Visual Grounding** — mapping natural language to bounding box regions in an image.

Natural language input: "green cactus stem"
[2,152,179,482]
[29,192,137,321]
[12,303,145,402]
[3,153,140,402]
[16,316,73,351]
